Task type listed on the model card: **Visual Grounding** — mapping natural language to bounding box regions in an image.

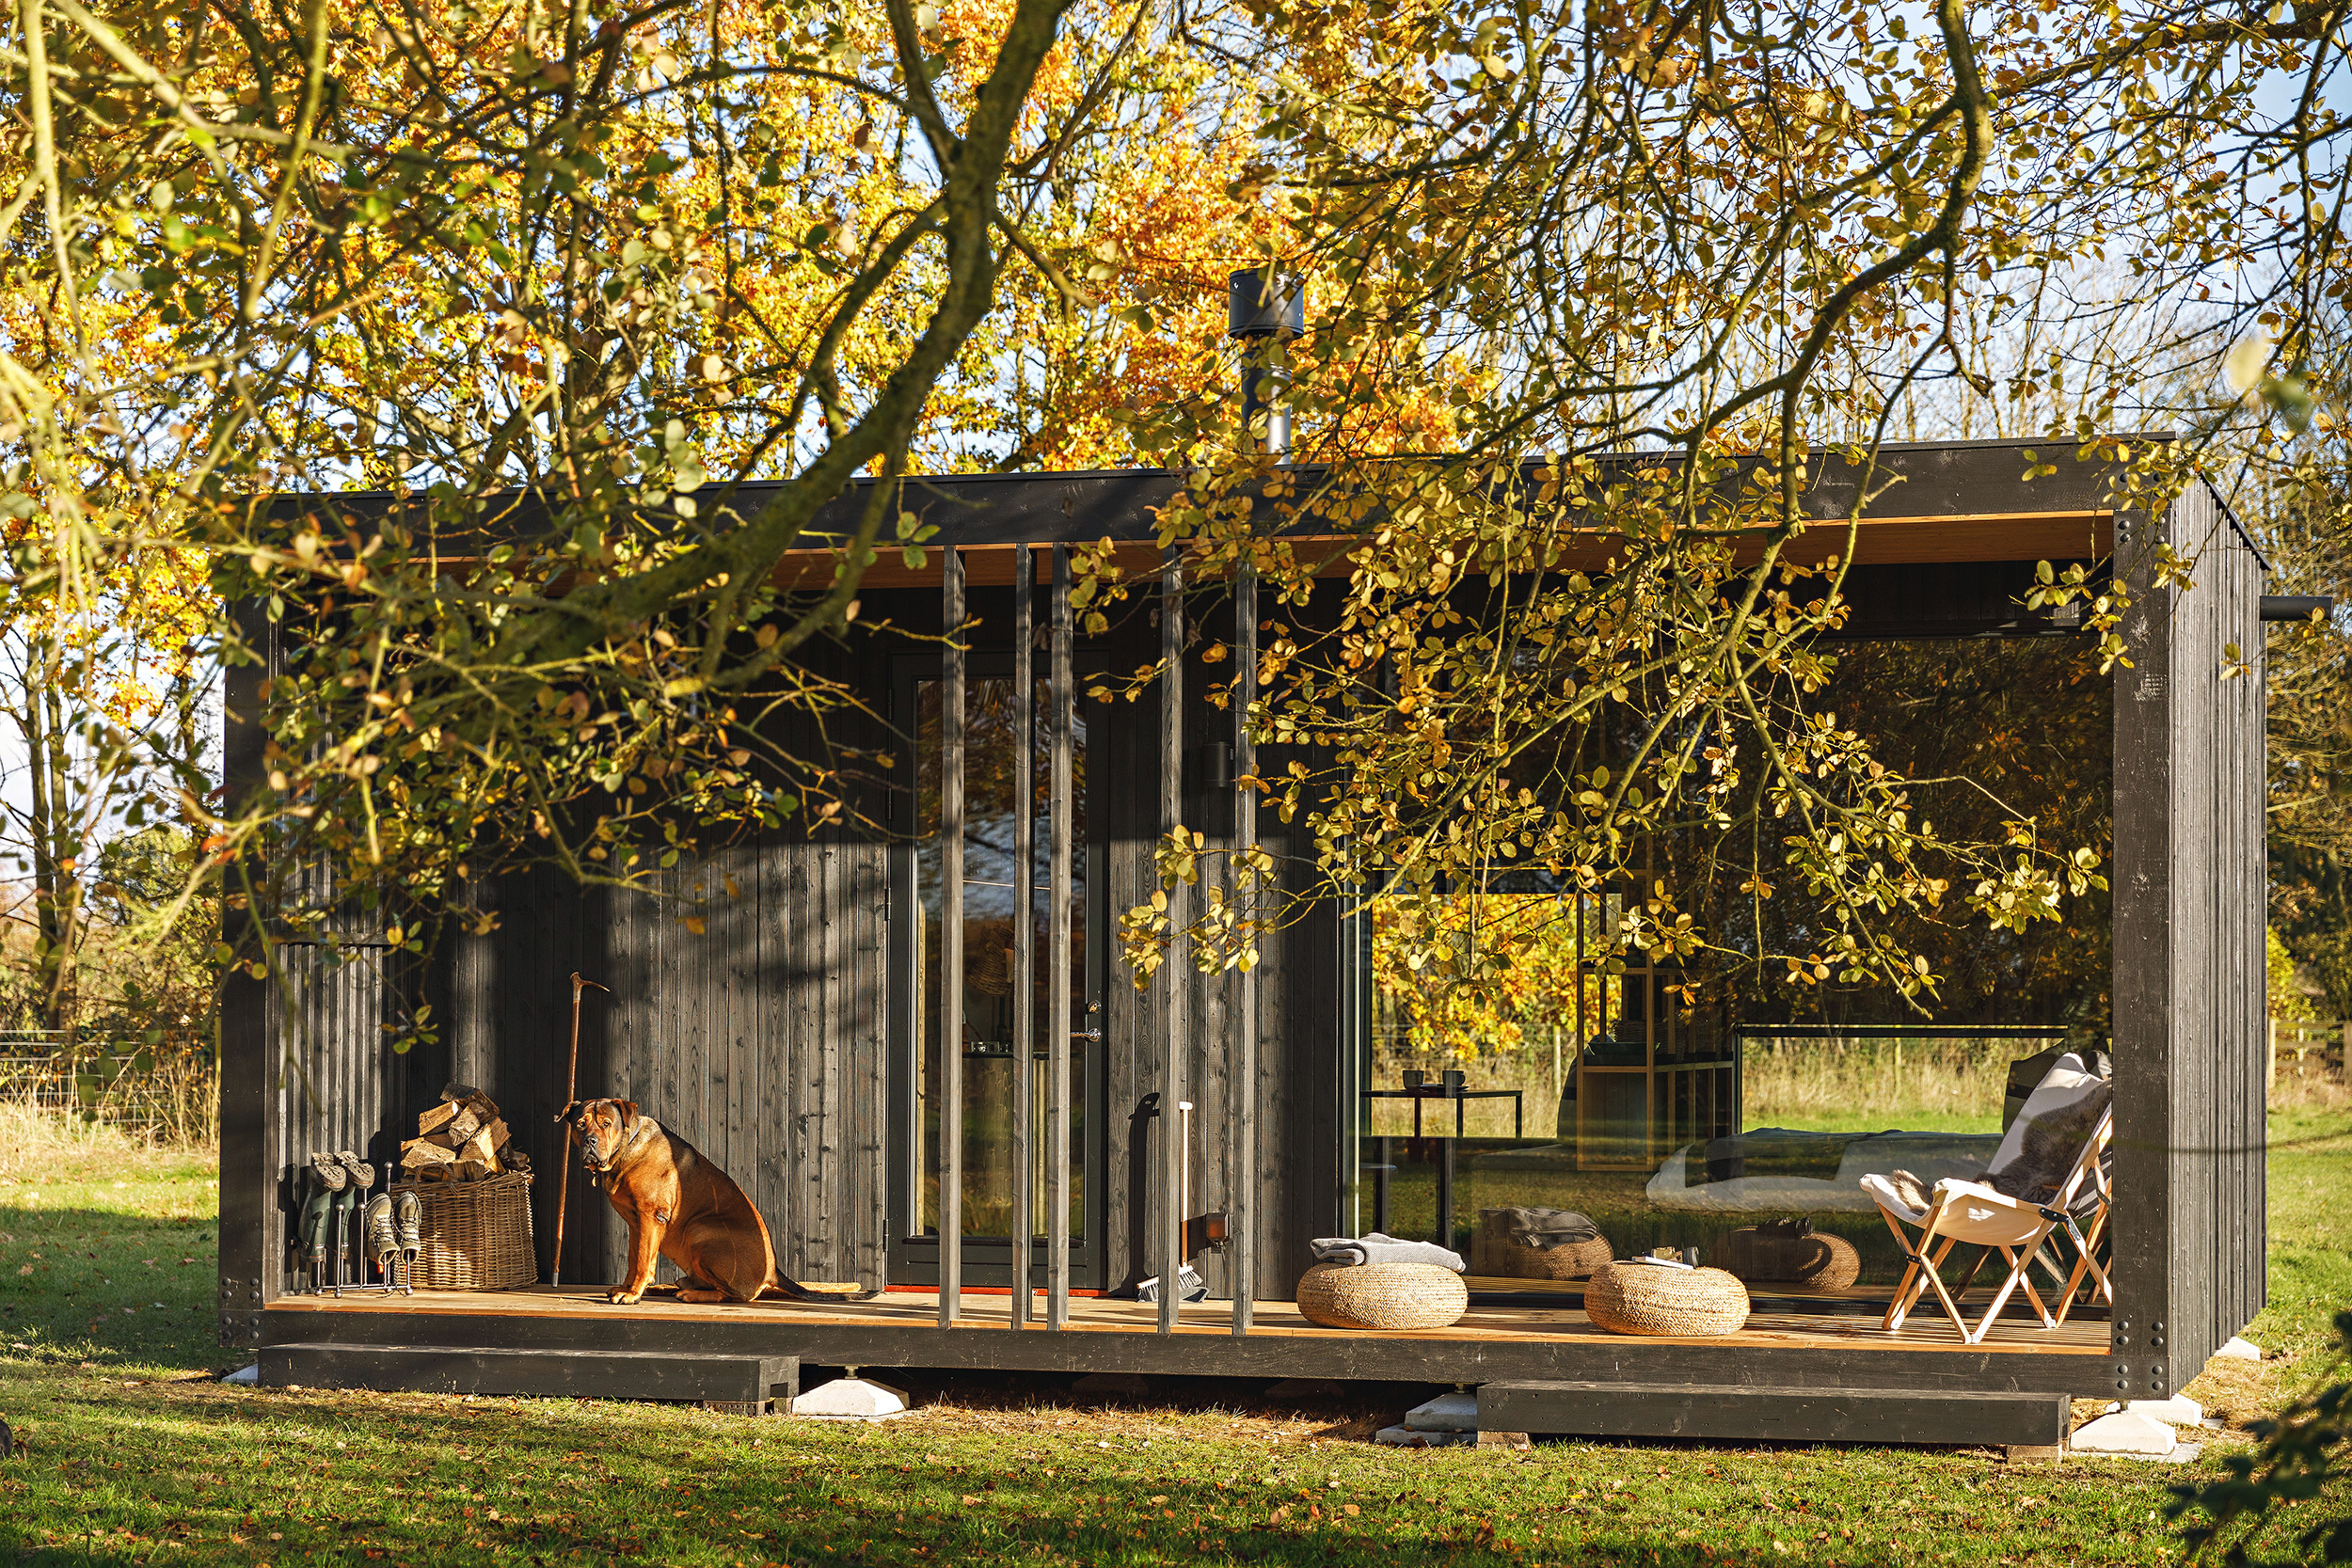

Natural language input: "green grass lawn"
[0,1112,2342,1566]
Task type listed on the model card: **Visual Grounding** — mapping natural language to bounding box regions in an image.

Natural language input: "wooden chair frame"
[1874,1107,2111,1346]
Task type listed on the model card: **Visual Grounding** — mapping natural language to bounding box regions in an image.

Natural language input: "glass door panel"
[913,675,1091,1251]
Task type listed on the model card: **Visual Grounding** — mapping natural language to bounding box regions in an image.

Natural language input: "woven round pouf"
[1295,1262,1468,1330]
[1498,1235,1614,1280]
[1470,1211,1613,1280]
[1583,1262,1750,1336]
[1707,1227,1862,1290]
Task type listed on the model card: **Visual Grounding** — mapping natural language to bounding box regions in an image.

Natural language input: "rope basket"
[1295,1261,1468,1330]
[1707,1227,1862,1290]
[1470,1211,1614,1279]
[389,1173,536,1291]
[1583,1262,1750,1336]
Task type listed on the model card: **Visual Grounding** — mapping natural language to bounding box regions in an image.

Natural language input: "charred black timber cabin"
[221,437,2273,1448]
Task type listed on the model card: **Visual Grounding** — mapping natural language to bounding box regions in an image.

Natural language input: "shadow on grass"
[0,1201,222,1376]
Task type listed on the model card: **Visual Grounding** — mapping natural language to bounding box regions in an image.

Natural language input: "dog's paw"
[606,1290,642,1305]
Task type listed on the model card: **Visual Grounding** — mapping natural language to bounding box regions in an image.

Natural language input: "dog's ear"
[618,1100,641,1132]
[554,1100,582,1126]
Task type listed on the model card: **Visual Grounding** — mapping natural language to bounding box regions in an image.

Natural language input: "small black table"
[1361,1085,1526,1256]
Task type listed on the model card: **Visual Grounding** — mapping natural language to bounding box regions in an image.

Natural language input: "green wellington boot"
[330,1151,373,1290]
[299,1157,345,1291]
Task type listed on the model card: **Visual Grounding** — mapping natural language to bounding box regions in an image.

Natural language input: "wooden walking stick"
[552,972,606,1288]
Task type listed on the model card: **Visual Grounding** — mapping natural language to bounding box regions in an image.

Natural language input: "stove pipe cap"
[1228,268,1304,341]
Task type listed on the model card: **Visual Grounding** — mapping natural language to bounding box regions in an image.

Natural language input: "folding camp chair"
[1858,1053,2112,1344]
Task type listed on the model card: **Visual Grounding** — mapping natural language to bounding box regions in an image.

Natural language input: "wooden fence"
[0,1031,216,1137]
[2268,1020,2349,1090]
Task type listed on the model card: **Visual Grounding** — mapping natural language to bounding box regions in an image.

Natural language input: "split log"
[417,1101,460,1136]
[456,1126,501,1170]
[444,1106,485,1145]
[453,1156,495,1181]
[400,1139,456,1170]
[483,1117,511,1153]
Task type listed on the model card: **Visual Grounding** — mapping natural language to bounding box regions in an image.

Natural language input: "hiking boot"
[363,1194,397,1283]
[395,1190,421,1251]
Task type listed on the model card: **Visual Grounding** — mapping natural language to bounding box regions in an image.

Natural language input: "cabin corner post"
[1011,546,1035,1326]
[940,546,966,1327]
[1158,549,1188,1334]
[217,599,279,1347]
[2109,499,2177,1400]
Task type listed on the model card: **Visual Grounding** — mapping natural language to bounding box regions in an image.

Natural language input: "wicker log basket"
[1707,1227,1862,1290]
[1470,1211,1613,1280]
[1583,1261,1751,1336]
[1295,1262,1468,1330]
[389,1173,536,1290]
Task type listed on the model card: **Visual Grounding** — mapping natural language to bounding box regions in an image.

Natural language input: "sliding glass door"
[891,664,1102,1286]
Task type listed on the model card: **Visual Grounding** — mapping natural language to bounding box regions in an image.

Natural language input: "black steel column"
[1159,549,1186,1335]
[1011,545,1034,1327]
[1232,557,1257,1336]
[939,546,964,1327]
[1047,546,1073,1331]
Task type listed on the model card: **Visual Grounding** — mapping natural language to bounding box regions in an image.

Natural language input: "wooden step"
[262,1343,799,1412]
[1477,1379,2068,1448]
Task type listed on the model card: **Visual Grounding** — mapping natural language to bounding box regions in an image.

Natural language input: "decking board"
[268,1285,2106,1354]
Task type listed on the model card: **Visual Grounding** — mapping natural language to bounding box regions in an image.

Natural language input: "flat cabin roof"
[268,437,2184,592]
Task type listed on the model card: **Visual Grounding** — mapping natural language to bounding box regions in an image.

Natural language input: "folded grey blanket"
[1496,1206,1599,1250]
[1310,1233,1467,1272]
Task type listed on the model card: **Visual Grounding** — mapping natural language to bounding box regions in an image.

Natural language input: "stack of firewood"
[399,1084,532,1182]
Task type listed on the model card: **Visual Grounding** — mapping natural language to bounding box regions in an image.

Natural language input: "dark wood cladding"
[2111,481,2267,1397]
[432,847,892,1293]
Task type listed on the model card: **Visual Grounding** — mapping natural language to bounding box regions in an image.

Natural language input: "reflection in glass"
[1349,638,2115,1307]
[914,677,1087,1243]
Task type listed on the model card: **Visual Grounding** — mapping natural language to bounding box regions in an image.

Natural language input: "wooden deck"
[262,1283,2113,1394]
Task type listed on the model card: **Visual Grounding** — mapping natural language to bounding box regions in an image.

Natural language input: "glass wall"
[1349,637,2113,1306]
[911,675,1090,1251]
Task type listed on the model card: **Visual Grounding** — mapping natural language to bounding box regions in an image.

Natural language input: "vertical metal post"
[1011,546,1035,1327]
[939,546,964,1327]
[1232,559,1257,1336]
[1158,549,1187,1335]
[1047,545,1074,1331]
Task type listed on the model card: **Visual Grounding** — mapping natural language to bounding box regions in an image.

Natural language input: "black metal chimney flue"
[1227,268,1303,459]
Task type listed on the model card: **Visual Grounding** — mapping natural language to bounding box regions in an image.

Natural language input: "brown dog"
[559,1098,877,1306]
